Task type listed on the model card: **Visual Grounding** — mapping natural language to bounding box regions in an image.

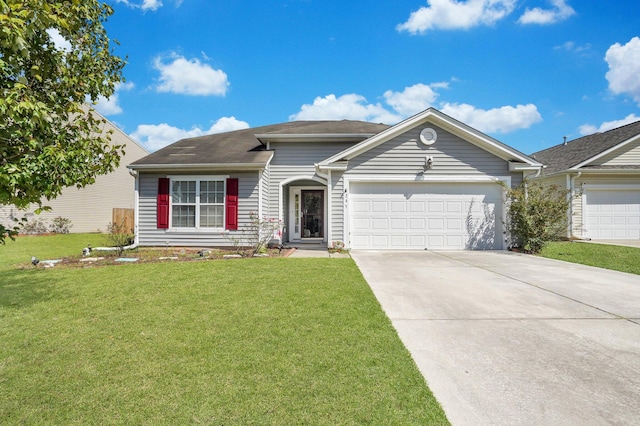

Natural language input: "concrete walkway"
[286,243,350,258]
[351,250,640,426]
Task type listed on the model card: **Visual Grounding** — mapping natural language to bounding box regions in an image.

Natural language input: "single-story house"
[531,120,640,240]
[128,108,543,250]
[0,108,149,233]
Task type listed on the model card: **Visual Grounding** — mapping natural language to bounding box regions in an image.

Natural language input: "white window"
[171,178,225,229]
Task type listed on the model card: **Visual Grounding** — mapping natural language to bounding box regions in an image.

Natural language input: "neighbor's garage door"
[584,189,640,239]
[350,182,503,250]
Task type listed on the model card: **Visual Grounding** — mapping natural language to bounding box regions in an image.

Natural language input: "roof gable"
[318,108,541,168]
[531,120,640,174]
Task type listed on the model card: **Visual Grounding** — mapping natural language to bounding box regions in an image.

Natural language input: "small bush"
[51,217,73,234]
[106,222,135,256]
[504,180,573,253]
[22,218,49,235]
[224,212,283,257]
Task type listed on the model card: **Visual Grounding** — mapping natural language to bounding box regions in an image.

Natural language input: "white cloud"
[440,103,542,133]
[383,83,441,117]
[289,94,401,124]
[153,54,229,96]
[555,40,592,56]
[605,37,640,105]
[397,0,516,34]
[46,28,71,52]
[114,0,162,11]
[518,0,575,25]
[93,82,135,116]
[578,114,640,136]
[130,117,249,152]
[290,84,541,135]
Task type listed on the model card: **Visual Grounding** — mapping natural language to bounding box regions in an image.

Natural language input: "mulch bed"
[23,246,297,270]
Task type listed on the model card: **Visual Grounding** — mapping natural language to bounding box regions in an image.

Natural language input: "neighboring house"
[531,120,640,241]
[0,108,149,233]
[128,108,543,250]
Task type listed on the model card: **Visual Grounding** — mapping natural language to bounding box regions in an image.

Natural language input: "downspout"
[326,170,332,248]
[129,168,140,246]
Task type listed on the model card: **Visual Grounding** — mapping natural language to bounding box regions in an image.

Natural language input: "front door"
[301,190,323,238]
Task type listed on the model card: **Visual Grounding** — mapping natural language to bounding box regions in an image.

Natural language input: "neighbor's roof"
[129,120,390,170]
[531,120,640,174]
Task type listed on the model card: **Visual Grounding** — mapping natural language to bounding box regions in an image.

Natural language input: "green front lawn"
[0,235,448,424]
[540,241,640,275]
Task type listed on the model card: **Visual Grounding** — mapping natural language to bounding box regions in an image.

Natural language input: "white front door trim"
[288,186,328,242]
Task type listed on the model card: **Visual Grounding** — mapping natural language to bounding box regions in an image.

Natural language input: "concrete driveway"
[351,250,640,425]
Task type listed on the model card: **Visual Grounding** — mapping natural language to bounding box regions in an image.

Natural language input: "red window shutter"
[157,178,170,229]
[225,178,239,230]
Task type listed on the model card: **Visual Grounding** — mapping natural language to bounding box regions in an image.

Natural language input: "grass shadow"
[0,269,57,310]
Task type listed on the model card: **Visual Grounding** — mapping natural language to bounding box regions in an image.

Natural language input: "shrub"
[106,221,135,256]
[50,217,73,234]
[224,212,283,257]
[503,180,572,253]
[22,218,49,235]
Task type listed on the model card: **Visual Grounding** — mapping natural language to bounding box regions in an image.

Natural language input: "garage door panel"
[371,235,388,247]
[428,202,443,212]
[372,218,388,229]
[391,202,406,212]
[585,189,640,240]
[391,218,407,229]
[447,201,463,213]
[391,235,407,247]
[410,218,426,229]
[410,202,425,212]
[410,235,426,246]
[428,235,445,248]
[353,201,370,213]
[353,218,370,230]
[350,182,502,250]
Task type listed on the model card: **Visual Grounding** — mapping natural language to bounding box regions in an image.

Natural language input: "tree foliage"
[504,180,572,253]
[0,0,126,242]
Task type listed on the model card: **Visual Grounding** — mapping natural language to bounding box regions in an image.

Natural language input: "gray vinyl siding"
[329,171,345,244]
[269,142,355,166]
[346,125,510,176]
[261,165,270,217]
[510,173,523,188]
[137,171,259,247]
[592,138,640,165]
[267,142,354,240]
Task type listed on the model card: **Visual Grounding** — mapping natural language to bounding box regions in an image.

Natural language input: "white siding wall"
[592,138,640,165]
[137,171,259,247]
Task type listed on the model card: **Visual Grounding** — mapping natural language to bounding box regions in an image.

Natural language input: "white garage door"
[350,182,503,250]
[584,189,640,239]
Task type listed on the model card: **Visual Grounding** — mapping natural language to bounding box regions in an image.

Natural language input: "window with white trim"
[171,178,225,229]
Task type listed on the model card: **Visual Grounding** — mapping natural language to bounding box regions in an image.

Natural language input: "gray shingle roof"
[129,120,390,168]
[531,120,640,174]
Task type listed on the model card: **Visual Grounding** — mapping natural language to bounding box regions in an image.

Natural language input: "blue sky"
[94,0,640,154]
